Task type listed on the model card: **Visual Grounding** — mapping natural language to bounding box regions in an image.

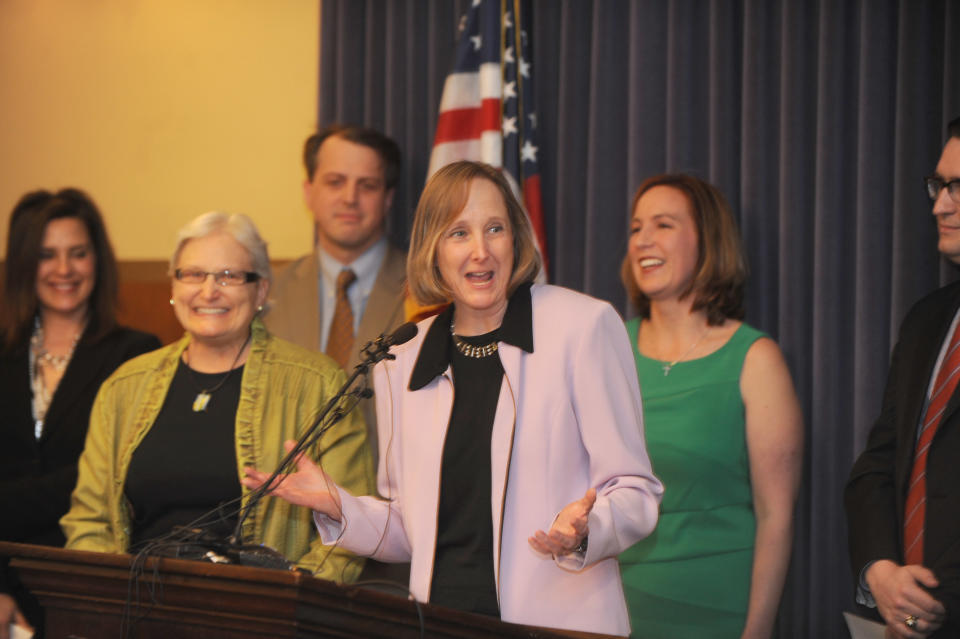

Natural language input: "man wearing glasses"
[846,116,960,639]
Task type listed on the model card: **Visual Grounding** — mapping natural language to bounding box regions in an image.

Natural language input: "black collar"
[408,282,534,390]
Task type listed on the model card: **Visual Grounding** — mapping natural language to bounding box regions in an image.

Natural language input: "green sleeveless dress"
[620,318,766,638]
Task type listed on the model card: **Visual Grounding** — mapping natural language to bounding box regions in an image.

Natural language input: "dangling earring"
[257,305,264,313]
[169,299,175,306]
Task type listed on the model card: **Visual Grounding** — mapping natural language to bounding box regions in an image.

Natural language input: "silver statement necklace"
[29,316,84,439]
[450,320,499,358]
[184,333,251,412]
[660,325,710,376]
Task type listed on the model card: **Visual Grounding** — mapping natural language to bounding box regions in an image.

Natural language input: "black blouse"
[430,328,504,617]
[407,284,535,617]
[125,360,243,548]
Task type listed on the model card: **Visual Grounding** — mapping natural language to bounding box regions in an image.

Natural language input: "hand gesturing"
[241,440,343,520]
[528,488,596,556]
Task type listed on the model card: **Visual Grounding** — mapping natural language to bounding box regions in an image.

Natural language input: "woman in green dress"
[618,173,803,638]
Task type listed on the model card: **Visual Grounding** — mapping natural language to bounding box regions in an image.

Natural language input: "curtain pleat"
[319,1,960,635]
[584,2,631,301]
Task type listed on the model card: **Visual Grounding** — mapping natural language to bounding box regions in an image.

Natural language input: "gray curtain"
[319,1,960,636]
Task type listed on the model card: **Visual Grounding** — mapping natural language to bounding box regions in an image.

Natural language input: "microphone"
[385,322,418,347]
[360,322,418,364]
[229,322,419,550]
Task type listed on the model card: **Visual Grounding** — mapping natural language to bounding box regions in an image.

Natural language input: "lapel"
[936,287,960,425]
[41,328,106,440]
[288,254,323,352]
[490,343,521,590]
[351,244,407,367]
[0,344,36,445]
[896,284,960,484]
[930,287,960,431]
[487,284,533,590]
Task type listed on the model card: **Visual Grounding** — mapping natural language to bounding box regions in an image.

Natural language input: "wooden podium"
[0,542,616,639]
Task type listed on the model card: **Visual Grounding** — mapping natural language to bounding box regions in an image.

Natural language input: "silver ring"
[904,615,918,629]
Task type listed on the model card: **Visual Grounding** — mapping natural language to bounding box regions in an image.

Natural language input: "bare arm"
[739,338,803,639]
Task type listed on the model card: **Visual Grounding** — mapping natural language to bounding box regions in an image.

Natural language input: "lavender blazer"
[315,284,662,636]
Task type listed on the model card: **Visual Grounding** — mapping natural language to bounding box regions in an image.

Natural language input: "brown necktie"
[903,320,960,564]
[326,269,357,369]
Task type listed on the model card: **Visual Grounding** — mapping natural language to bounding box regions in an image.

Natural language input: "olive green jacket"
[61,318,375,583]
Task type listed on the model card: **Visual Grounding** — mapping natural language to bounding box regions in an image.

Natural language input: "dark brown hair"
[303,124,402,189]
[621,174,746,325]
[1,188,119,350]
[948,116,960,140]
[407,161,541,305]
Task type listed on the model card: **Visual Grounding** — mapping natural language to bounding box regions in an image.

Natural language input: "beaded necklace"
[29,317,84,439]
[450,320,499,358]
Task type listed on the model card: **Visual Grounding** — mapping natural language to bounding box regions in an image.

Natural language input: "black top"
[430,329,504,617]
[0,324,160,546]
[125,360,242,547]
[0,324,158,614]
[406,284,535,617]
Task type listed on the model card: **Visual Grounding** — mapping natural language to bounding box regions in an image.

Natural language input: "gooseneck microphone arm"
[229,322,418,548]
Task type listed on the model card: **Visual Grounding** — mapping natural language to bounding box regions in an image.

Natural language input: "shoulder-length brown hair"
[1,188,119,351]
[620,174,746,325]
[407,161,541,306]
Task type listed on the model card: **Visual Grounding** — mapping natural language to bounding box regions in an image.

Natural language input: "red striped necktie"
[903,318,960,565]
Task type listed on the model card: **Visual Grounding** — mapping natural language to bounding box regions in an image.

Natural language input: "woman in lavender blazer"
[244,161,663,636]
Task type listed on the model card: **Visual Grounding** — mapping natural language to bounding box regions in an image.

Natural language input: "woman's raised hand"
[528,488,596,556]
[241,440,343,520]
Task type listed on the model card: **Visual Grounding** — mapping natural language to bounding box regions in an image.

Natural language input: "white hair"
[170,211,271,281]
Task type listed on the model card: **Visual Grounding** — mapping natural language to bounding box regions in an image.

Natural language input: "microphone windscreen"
[388,322,418,346]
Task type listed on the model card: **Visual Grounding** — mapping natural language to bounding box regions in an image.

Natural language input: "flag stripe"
[430,134,504,169]
[433,99,503,145]
[438,66,503,110]
[523,174,547,244]
[429,0,549,277]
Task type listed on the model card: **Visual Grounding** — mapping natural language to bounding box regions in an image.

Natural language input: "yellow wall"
[0,0,319,260]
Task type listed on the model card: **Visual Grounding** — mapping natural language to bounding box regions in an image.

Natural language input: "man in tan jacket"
[265,125,407,465]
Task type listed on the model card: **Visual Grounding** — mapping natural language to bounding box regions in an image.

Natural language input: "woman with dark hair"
[0,188,160,631]
[243,161,663,636]
[618,174,802,638]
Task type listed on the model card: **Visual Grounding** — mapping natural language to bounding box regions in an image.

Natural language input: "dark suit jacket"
[0,325,160,546]
[845,281,960,636]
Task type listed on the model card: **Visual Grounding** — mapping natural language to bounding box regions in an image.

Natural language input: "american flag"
[428,0,548,276]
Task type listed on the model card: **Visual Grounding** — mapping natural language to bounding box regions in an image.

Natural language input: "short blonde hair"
[407,161,541,306]
[170,211,272,282]
[620,174,746,325]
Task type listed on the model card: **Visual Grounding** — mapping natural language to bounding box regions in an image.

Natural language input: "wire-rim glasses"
[174,269,261,286]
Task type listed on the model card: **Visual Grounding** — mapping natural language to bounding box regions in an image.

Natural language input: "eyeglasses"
[174,269,261,286]
[924,176,960,204]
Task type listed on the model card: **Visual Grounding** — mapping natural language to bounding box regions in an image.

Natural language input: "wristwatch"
[574,535,588,555]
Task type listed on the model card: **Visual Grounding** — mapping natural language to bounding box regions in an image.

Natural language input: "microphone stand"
[121,326,417,627]
[227,331,404,559]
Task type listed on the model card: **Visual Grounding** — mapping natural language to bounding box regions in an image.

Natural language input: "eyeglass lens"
[926,177,960,203]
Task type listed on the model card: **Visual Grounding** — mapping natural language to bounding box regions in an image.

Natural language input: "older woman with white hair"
[61,212,374,582]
